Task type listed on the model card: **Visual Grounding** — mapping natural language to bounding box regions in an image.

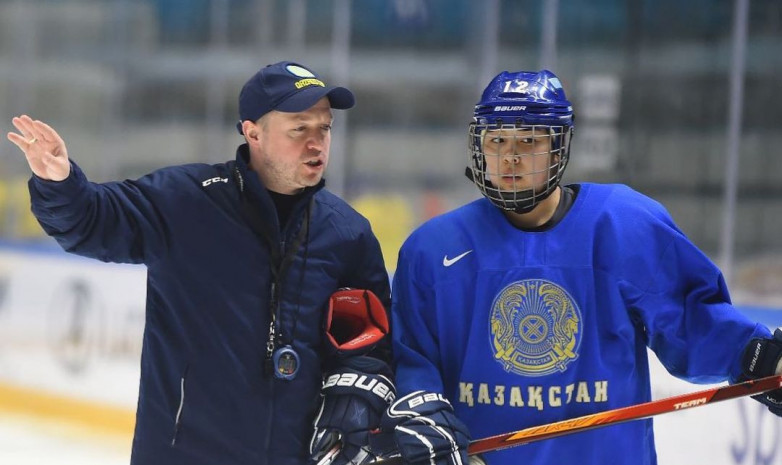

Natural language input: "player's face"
[252,98,333,194]
[482,127,556,193]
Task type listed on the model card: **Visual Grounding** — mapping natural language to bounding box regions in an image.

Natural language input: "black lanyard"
[233,167,312,368]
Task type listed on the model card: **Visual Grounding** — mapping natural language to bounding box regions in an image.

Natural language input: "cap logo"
[294,78,325,89]
[286,64,316,78]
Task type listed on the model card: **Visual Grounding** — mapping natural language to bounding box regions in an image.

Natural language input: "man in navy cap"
[7,61,394,465]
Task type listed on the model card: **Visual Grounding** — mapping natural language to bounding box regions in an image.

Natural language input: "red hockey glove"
[742,328,782,416]
[325,288,389,359]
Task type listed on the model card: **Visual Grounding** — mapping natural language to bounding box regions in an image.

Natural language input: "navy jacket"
[28,145,391,465]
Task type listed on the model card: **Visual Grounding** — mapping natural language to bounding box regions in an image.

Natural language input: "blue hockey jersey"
[391,183,770,465]
[28,146,390,465]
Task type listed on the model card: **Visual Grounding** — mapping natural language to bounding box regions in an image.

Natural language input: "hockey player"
[7,61,394,465]
[382,69,782,465]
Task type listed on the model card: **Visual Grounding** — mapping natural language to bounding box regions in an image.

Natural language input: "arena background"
[0,0,780,463]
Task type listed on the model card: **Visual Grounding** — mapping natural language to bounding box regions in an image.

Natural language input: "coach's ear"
[324,288,389,359]
[240,120,261,144]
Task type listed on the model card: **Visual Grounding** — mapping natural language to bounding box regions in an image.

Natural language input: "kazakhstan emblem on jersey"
[489,279,582,377]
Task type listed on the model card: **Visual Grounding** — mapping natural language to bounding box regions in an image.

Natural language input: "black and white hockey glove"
[381,391,470,465]
[741,328,782,416]
[309,356,397,465]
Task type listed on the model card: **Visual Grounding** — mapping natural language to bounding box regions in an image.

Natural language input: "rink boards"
[0,242,780,464]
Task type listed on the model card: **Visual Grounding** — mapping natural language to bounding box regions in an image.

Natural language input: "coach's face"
[244,97,333,194]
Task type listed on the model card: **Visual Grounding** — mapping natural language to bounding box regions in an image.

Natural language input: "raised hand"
[7,115,70,181]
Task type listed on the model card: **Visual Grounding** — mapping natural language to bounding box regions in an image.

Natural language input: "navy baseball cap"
[236,61,355,134]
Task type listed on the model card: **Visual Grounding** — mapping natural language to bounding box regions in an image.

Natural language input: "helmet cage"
[468,118,572,214]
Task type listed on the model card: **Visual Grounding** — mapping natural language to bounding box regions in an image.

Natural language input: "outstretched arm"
[7,115,71,181]
[8,114,169,264]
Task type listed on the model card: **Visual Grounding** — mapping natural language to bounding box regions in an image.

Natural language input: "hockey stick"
[374,374,782,464]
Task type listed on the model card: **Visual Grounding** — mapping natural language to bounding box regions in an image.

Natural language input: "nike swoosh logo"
[443,250,473,267]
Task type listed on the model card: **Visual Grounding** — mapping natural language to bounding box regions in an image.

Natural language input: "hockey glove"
[381,391,470,465]
[309,356,397,465]
[741,328,782,416]
[325,288,389,360]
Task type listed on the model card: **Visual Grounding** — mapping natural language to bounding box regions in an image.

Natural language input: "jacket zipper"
[264,373,275,454]
[263,240,285,453]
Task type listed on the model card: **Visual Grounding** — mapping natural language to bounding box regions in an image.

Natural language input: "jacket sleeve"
[389,242,446,396]
[28,161,170,264]
[623,217,771,385]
